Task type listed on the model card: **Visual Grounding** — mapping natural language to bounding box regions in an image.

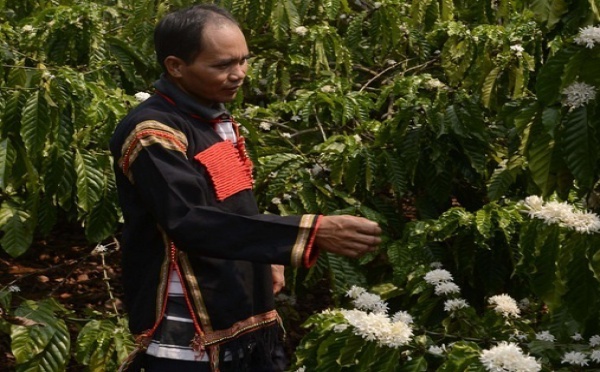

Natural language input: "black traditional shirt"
[110,75,320,371]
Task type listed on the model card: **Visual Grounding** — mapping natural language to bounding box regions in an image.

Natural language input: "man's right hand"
[314,215,382,258]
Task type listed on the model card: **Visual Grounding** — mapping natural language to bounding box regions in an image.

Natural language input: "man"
[110,4,381,372]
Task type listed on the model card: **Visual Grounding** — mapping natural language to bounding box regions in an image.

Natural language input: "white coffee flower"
[518,297,531,310]
[8,285,20,292]
[535,330,555,342]
[424,269,453,285]
[590,335,600,346]
[295,367,306,372]
[488,294,521,319]
[281,132,292,138]
[480,342,541,372]
[259,122,272,131]
[310,164,324,177]
[522,195,544,213]
[428,344,446,356]
[434,282,461,296]
[561,351,589,366]
[590,349,600,363]
[271,197,282,205]
[571,333,584,341]
[391,311,413,325]
[444,298,469,312]
[22,25,34,32]
[574,26,600,49]
[373,2,382,8]
[92,244,108,255]
[562,210,600,234]
[283,193,292,201]
[562,81,597,109]
[346,285,367,299]
[341,309,413,348]
[510,44,524,56]
[524,197,600,233]
[352,292,388,314]
[134,92,151,102]
[294,26,308,36]
[430,261,443,269]
[291,115,301,122]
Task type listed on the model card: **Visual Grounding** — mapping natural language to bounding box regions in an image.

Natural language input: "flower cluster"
[259,122,271,131]
[424,267,470,316]
[337,287,413,348]
[340,309,413,348]
[574,25,600,49]
[510,44,524,57]
[346,285,388,314]
[134,92,151,102]
[444,298,469,312]
[8,285,20,293]
[293,26,308,36]
[424,269,454,285]
[488,294,521,319]
[562,81,597,109]
[522,195,600,234]
[535,330,555,342]
[479,342,541,372]
[561,351,589,366]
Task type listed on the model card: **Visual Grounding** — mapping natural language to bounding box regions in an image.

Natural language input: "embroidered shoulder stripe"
[194,141,253,201]
[119,121,188,182]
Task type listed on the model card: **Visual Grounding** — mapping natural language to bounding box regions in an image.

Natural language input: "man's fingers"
[353,220,382,235]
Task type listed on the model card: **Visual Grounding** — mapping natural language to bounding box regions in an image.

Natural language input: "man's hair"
[154,4,239,72]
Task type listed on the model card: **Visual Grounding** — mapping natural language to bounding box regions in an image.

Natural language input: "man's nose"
[230,64,246,80]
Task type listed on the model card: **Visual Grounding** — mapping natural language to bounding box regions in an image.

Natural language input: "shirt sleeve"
[117,120,320,268]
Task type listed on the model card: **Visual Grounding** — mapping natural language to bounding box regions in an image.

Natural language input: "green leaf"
[482,66,502,109]
[368,348,401,371]
[316,331,346,371]
[562,235,599,324]
[75,149,104,213]
[530,224,562,307]
[398,355,428,372]
[85,193,118,243]
[529,0,569,28]
[326,252,367,297]
[20,91,51,162]
[437,341,482,371]
[0,200,33,258]
[562,106,595,189]
[0,138,9,190]
[527,119,555,196]
[11,299,70,372]
[76,319,135,371]
[336,333,365,367]
[535,47,578,105]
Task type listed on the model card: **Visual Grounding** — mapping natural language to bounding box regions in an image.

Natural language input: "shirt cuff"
[290,214,322,268]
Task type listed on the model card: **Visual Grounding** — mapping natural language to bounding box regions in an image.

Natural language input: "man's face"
[175,22,249,105]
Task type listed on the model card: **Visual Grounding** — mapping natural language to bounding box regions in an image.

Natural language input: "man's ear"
[164,56,185,78]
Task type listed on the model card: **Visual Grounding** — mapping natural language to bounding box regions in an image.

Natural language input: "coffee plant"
[1,0,600,370]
